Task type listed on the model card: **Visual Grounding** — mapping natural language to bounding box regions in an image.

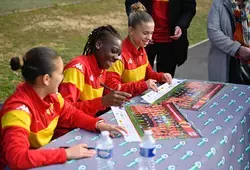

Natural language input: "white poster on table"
[141,78,185,104]
[111,106,141,142]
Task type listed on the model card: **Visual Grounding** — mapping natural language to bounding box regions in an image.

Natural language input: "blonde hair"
[130,2,146,13]
[128,2,153,28]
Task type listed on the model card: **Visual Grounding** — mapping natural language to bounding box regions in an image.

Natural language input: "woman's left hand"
[96,122,128,137]
[162,73,172,84]
[170,26,182,40]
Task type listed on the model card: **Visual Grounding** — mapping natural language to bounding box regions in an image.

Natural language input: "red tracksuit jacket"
[0,82,100,170]
[105,37,164,97]
[59,55,106,117]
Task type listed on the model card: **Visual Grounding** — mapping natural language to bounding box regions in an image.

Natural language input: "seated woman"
[59,25,131,117]
[104,3,172,97]
[0,47,126,170]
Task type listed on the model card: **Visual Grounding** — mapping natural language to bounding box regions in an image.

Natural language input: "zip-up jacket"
[0,82,100,170]
[105,37,164,97]
[59,55,106,117]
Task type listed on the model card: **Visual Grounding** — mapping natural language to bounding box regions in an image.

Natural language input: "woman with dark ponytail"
[59,25,131,118]
[0,47,127,170]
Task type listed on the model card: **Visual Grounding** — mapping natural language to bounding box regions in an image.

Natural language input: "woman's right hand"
[146,79,158,92]
[238,46,250,60]
[65,144,96,160]
[102,91,132,107]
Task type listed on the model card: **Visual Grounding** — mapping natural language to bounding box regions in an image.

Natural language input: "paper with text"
[111,106,141,142]
[141,79,185,104]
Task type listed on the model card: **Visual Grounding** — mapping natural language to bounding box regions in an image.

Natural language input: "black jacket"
[125,0,196,66]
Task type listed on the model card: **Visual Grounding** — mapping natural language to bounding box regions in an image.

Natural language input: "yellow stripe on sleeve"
[62,68,85,92]
[29,116,59,148]
[56,93,65,109]
[107,60,124,76]
[1,110,31,131]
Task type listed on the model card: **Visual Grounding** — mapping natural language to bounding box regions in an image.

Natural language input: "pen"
[100,82,115,92]
[60,146,96,150]
[100,83,130,102]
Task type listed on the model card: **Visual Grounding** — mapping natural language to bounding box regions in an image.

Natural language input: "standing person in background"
[0,47,127,170]
[125,0,138,16]
[125,0,196,77]
[105,2,172,97]
[59,25,131,118]
[207,0,250,84]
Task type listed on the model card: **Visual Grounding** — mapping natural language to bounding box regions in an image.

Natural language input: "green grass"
[0,0,100,15]
[0,0,212,102]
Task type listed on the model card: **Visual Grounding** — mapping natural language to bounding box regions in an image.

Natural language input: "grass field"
[0,0,212,102]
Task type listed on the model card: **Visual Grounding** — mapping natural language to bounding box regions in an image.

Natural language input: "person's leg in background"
[229,57,242,84]
[156,42,176,77]
[145,43,157,69]
[229,57,250,85]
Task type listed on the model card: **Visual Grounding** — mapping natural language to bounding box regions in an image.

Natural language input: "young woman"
[0,47,127,170]
[104,3,172,97]
[125,0,196,77]
[59,25,131,117]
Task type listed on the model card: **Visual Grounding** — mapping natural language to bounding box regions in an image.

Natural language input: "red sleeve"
[105,71,148,97]
[59,83,105,117]
[2,127,67,169]
[145,63,164,82]
[57,95,100,131]
[59,82,81,103]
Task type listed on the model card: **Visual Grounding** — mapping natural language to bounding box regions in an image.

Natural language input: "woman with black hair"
[0,47,127,170]
[59,25,131,117]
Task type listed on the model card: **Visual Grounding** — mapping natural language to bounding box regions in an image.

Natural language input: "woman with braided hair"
[0,47,127,169]
[59,25,131,120]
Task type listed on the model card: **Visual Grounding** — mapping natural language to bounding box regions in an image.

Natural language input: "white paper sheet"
[141,79,185,104]
[111,106,141,142]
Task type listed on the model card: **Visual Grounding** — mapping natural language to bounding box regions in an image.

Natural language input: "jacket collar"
[21,82,51,113]
[123,36,145,58]
[87,54,105,76]
[223,0,232,8]
[223,0,236,28]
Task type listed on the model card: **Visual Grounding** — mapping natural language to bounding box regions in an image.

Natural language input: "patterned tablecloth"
[31,82,250,170]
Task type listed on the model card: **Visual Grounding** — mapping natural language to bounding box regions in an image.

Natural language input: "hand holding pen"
[100,83,132,107]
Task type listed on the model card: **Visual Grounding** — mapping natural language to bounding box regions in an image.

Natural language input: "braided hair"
[83,25,121,55]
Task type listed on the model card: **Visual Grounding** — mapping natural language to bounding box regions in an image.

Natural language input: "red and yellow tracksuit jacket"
[59,55,106,117]
[0,82,100,170]
[105,37,164,97]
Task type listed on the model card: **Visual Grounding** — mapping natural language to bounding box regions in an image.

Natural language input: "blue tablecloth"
[31,82,250,170]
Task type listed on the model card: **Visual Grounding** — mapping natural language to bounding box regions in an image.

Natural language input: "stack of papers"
[141,79,184,104]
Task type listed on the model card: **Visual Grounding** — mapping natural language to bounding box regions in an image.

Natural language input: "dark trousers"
[229,57,242,84]
[229,57,250,85]
[146,42,177,77]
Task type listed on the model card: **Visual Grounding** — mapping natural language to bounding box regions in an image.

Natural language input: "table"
[32,82,250,170]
